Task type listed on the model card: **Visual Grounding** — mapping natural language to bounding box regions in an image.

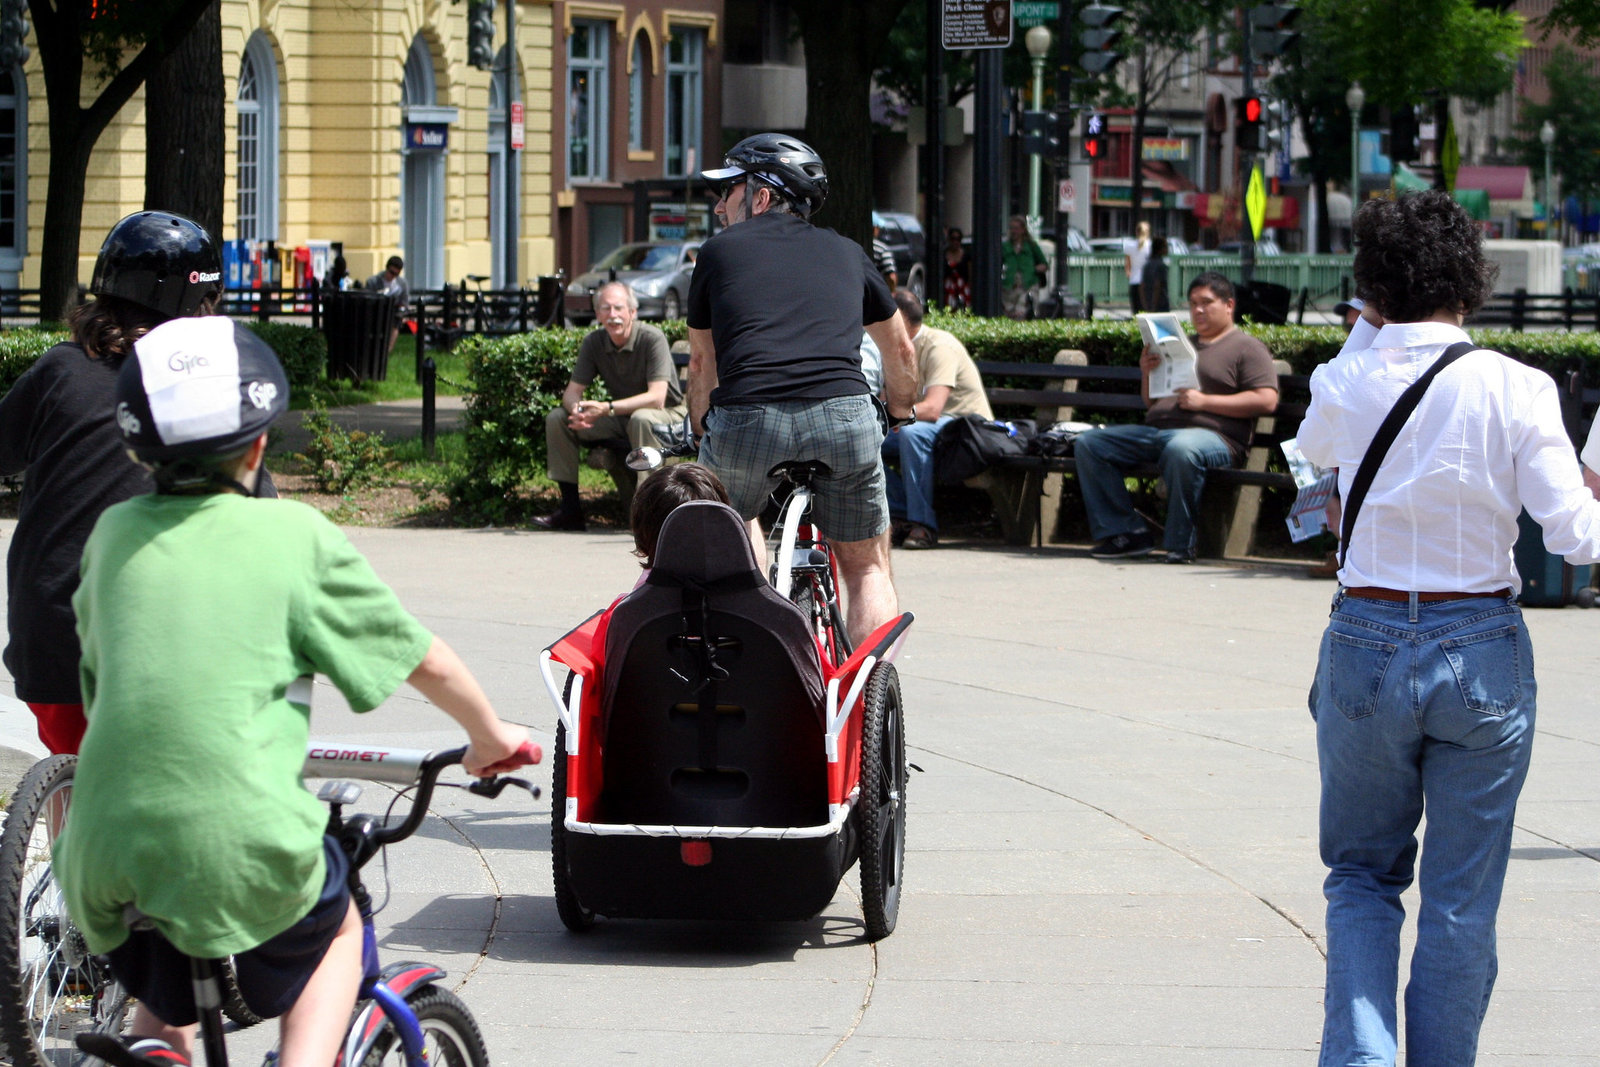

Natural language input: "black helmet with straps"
[703,133,828,218]
[90,211,224,319]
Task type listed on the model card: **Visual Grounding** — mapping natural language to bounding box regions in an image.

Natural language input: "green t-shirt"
[55,493,433,958]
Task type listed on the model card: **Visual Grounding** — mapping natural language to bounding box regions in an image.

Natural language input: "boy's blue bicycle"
[0,742,536,1067]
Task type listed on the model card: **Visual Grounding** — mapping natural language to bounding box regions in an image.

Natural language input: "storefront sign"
[1141,138,1189,161]
[406,123,449,150]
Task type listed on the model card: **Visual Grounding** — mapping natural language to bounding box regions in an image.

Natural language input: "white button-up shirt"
[1298,318,1600,593]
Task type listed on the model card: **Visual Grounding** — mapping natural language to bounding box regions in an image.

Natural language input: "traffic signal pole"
[972,48,1004,317]
[1052,2,1076,312]
[1240,16,1256,284]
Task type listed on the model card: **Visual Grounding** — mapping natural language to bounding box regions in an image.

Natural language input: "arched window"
[665,29,703,178]
[628,33,649,153]
[401,34,447,288]
[568,20,610,182]
[236,32,280,241]
[0,65,26,281]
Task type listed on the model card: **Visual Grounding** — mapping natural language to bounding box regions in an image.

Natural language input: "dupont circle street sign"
[944,0,1013,49]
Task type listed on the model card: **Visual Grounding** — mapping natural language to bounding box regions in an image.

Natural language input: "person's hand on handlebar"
[464,722,539,778]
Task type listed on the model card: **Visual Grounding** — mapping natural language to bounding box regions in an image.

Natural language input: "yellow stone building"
[3,0,560,292]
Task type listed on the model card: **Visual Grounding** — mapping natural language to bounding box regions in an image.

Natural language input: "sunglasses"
[713,176,748,201]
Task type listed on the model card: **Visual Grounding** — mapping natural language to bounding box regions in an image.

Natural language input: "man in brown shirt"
[1075,271,1277,563]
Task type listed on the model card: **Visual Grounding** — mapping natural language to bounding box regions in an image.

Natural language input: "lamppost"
[1541,120,1556,241]
[1025,25,1052,235]
[1345,82,1364,245]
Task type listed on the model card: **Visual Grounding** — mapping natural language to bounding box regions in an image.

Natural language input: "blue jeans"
[1310,590,1534,1067]
[1071,424,1234,552]
[882,416,951,531]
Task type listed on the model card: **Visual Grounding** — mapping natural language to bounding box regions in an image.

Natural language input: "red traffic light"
[1085,137,1104,159]
[1243,96,1263,123]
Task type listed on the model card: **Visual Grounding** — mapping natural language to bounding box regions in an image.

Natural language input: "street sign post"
[1015,1,1059,27]
[943,0,1013,49]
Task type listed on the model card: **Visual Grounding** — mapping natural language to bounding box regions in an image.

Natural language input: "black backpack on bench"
[932,415,1035,485]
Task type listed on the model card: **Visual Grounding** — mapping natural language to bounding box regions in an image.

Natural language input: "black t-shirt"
[687,212,897,405]
[0,343,154,702]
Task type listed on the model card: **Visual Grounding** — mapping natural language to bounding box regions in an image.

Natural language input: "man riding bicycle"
[685,133,918,647]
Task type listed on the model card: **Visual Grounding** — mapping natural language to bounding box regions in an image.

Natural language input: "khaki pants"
[544,404,687,483]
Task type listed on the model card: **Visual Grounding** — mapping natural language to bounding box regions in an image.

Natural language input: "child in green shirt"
[54,317,531,1067]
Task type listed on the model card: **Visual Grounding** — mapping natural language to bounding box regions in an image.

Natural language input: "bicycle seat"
[464,274,490,284]
[766,460,833,485]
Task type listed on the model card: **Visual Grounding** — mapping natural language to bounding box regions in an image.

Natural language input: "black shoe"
[901,524,938,550]
[890,518,912,547]
[1164,549,1195,565]
[1090,530,1155,558]
[532,509,586,532]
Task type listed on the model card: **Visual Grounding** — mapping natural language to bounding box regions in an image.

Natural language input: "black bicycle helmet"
[703,133,829,218]
[91,210,223,319]
[115,317,288,468]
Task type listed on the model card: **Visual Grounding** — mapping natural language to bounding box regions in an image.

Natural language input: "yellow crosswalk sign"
[1246,165,1267,240]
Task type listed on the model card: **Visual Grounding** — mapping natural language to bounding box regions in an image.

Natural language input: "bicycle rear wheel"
[0,755,130,1067]
[358,986,488,1067]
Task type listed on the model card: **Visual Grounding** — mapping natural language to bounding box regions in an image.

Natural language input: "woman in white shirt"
[1299,190,1600,1067]
[1124,220,1151,313]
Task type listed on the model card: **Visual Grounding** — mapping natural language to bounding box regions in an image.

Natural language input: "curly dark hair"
[1353,190,1496,323]
[630,463,731,568]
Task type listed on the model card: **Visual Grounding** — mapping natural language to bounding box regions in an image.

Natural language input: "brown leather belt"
[1344,586,1512,603]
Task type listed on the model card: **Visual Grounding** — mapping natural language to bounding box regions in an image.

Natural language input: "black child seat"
[563,500,848,921]
[600,500,827,828]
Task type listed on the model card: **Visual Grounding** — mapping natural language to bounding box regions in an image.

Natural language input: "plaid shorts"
[699,394,889,543]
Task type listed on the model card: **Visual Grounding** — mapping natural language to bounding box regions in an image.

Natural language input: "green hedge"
[927,311,1600,382]
[440,314,1600,518]
[448,326,592,522]
[0,329,70,396]
[0,321,328,396]
[245,321,327,391]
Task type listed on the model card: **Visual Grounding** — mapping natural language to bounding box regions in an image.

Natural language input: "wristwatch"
[909,403,919,420]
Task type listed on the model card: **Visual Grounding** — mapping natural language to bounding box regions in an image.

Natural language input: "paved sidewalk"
[3,526,1599,1064]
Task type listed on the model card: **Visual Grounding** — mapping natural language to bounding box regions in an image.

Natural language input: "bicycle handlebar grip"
[477,739,542,776]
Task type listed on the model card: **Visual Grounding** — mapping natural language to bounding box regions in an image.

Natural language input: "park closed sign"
[944,0,1013,49]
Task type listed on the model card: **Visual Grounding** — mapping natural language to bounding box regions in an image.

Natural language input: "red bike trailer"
[539,501,911,940]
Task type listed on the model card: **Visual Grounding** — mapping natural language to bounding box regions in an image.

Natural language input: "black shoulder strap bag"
[1337,340,1478,572]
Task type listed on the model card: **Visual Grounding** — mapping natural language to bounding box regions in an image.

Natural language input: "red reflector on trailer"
[681,840,712,866]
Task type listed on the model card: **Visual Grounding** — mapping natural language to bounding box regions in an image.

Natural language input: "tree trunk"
[26,0,220,321]
[144,1,223,239]
[793,0,909,253]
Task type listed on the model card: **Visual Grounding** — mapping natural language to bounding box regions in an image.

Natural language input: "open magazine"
[1280,437,1339,542]
[1135,312,1200,399]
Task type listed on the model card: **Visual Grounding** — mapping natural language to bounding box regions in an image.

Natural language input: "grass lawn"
[303,335,475,408]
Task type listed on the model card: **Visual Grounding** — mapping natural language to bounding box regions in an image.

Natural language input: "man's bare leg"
[745,517,767,568]
[830,530,897,648]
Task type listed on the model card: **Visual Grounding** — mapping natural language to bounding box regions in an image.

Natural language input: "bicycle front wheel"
[0,755,130,1067]
[359,986,489,1067]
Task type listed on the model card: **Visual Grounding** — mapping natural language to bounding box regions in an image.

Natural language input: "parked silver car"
[564,241,702,325]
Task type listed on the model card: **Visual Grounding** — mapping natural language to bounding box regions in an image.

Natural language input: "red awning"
[1454,166,1530,200]
[1190,192,1299,229]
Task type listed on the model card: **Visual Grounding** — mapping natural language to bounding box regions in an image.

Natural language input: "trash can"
[535,273,566,327]
[1235,280,1292,325]
[322,290,397,382]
